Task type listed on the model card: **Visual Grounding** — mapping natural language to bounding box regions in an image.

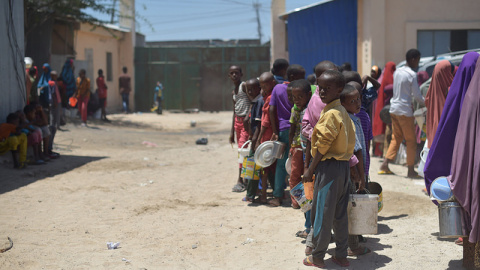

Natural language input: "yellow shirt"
[311,99,356,161]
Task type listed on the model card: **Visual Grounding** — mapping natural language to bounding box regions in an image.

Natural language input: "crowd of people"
[0,58,133,168]
[228,48,480,267]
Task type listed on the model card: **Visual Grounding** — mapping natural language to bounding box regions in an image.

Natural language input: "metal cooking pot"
[438,202,466,238]
[254,141,287,168]
[271,141,286,159]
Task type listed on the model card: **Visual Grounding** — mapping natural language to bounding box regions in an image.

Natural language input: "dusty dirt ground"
[0,111,464,269]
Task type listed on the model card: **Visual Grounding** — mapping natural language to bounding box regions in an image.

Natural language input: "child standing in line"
[256,72,277,204]
[229,65,252,193]
[268,64,305,207]
[96,69,110,121]
[0,113,28,169]
[302,70,355,268]
[349,81,374,185]
[340,84,373,257]
[287,79,312,209]
[244,78,263,202]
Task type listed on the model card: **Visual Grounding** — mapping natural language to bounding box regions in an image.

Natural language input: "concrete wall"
[358,0,480,75]
[74,24,135,112]
[0,0,25,123]
[270,0,288,65]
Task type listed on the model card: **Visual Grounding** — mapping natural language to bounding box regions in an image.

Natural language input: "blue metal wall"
[286,0,357,73]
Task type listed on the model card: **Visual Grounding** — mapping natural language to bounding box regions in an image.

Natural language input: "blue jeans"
[122,93,130,112]
[273,129,290,198]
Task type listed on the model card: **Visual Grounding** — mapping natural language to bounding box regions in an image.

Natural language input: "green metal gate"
[134,45,270,112]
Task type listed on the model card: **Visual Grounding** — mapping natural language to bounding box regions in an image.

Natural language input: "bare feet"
[268,197,282,207]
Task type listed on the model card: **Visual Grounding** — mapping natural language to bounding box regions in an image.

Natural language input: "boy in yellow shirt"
[302,70,356,268]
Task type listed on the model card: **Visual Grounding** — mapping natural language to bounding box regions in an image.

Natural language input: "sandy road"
[0,111,462,269]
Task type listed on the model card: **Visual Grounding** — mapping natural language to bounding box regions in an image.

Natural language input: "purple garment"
[269,82,292,132]
[424,52,479,196]
[355,108,373,176]
[449,59,480,243]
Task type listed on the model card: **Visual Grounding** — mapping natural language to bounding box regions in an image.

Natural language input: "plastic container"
[430,176,454,202]
[438,202,466,238]
[238,140,251,163]
[290,182,312,213]
[241,155,262,180]
[418,139,429,178]
[347,194,378,235]
[368,182,383,213]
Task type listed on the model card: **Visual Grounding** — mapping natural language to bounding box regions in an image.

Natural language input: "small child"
[76,69,91,126]
[302,70,355,268]
[349,81,374,185]
[257,72,277,204]
[244,78,263,202]
[25,103,51,161]
[287,79,312,209]
[229,65,252,193]
[268,64,305,207]
[0,113,28,169]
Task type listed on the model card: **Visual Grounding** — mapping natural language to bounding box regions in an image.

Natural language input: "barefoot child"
[256,72,277,203]
[287,79,312,209]
[229,66,252,192]
[0,113,28,169]
[244,78,263,202]
[302,70,355,268]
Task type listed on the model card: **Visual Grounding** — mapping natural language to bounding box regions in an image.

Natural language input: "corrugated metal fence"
[286,0,357,72]
[134,45,270,112]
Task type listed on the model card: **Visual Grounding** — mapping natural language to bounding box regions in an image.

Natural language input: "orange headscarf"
[372,61,396,137]
[425,60,454,147]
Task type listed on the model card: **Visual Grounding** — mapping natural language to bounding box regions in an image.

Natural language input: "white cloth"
[389,66,425,117]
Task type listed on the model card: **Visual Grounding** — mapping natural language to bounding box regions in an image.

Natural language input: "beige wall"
[74,23,134,112]
[358,0,480,75]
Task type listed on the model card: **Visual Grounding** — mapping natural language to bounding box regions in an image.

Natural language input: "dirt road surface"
[0,112,463,269]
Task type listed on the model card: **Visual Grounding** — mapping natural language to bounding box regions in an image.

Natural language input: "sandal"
[303,256,325,268]
[348,246,371,256]
[232,183,246,192]
[268,198,282,207]
[296,230,309,239]
[332,256,350,267]
[378,170,394,175]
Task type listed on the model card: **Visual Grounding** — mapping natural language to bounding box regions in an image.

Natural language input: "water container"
[347,194,379,235]
[438,202,466,238]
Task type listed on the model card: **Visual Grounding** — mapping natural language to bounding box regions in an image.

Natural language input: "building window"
[106,52,112,81]
[417,30,480,57]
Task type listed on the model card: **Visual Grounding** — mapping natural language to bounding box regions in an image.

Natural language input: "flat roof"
[279,0,334,20]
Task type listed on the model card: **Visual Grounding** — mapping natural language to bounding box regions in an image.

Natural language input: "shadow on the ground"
[377,223,394,234]
[378,214,408,221]
[447,259,463,269]
[430,232,459,243]
[0,154,106,195]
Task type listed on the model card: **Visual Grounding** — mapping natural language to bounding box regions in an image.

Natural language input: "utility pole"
[253,1,262,43]
[110,0,117,23]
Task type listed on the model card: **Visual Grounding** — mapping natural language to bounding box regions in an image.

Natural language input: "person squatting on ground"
[0,113,28,169]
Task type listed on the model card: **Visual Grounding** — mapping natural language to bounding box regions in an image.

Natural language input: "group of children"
[229,58,378,268]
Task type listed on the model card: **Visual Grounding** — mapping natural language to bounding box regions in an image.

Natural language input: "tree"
[24,0,117,37]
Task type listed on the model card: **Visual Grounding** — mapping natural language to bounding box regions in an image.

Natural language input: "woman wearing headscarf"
[372,61,396,157]
[425,60,455,148]
[61,59,77,100]
[424,52,479,196]
[37,63,51,108]
[449,58,480,249]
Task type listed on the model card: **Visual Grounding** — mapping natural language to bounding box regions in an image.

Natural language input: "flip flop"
[332,256,350,267]
[303,256,325,268]
[378,170,394,175]
[407,174,423,179]
[232,183,246,192]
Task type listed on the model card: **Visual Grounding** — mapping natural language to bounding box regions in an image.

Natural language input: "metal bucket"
[438,202,466,238]
[271,141,286,159]
[368,182,383,213]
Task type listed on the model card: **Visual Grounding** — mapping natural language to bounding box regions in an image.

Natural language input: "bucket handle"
[420,149,429,163]
[240,140,251,151]
[350,188,370,207]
